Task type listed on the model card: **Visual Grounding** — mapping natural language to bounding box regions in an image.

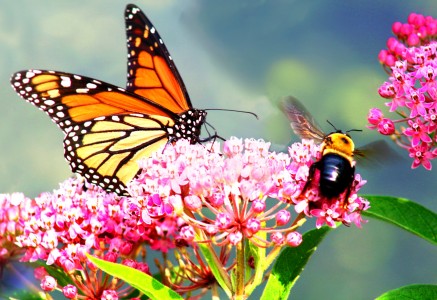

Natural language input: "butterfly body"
[11,5,213,196]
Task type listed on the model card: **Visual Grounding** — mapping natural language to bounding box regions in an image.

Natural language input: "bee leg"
[298,161,319,199]
[341,166,356,210]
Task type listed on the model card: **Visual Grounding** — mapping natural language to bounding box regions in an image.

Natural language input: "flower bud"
[378,118,395,135]
[40,275,57,292]
[286,232,302,247]
[62,284,77,299]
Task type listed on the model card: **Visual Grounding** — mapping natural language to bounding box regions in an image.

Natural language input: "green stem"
[235,238,245,299]
[211,283,220,300]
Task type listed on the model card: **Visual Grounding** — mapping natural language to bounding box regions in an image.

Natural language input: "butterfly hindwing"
[125,4,191,114]
[65,113,171,195]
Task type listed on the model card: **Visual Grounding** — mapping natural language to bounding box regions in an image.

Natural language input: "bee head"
[323,121,362,158]
[323,132,355,156]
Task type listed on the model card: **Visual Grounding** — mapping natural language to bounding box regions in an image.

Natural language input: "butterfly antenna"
[204,108,258,120]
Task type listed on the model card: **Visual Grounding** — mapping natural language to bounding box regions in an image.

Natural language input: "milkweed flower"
[1,138,368,297]
[369,13,437,170]
[0,193,29,277]
[129,137,368,244]
[3,178,162,298]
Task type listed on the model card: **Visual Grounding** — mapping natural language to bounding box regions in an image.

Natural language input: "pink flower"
[409,143,435,170]
[404,119,433,147]
[370,15,437,170]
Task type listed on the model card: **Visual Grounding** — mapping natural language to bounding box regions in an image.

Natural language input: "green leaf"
[261,226,333,300]
[376,284,437,300]
[197,243,233,297]
[86,254,182,300]
[1,289,45,300]
[362,195,437,245]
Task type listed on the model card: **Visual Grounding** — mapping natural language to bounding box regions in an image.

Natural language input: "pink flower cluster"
[0,193,27,275]
[129,137,368,243]
[369,14,437,170]
[1,178,162,298]
[0,138,368,297]
[378,13,437,67]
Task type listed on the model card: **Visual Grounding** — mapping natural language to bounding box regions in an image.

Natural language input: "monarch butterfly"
[10,4,218,196]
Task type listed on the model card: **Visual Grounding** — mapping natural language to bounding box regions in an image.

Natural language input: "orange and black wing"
[125,4,191,113]
[11,70,182,195]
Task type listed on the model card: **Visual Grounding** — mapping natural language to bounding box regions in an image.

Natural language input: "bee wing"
[281,96,325,143]
[354,140,402,166]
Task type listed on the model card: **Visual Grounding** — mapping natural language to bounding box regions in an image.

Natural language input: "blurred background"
[1,0,437,299]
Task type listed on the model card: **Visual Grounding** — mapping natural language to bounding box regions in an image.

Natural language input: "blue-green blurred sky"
[1,1,437,299]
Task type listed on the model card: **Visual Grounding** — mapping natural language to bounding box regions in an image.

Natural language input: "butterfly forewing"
[10,70,178,132]
[125,4,191,113]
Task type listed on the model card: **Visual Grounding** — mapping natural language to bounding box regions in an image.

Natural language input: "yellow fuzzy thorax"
[321,132,355,162]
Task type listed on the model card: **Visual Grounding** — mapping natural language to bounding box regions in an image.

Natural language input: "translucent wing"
[125,4,191,113]
[354,140,403,166]
[281,96,325,143]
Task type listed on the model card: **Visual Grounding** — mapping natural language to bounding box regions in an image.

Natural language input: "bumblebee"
[281,96,361,200]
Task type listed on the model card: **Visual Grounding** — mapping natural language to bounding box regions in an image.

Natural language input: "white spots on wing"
[60,76,71,87]
[76,88,89,93]
[25,71,35,78]
[86,83,97,89]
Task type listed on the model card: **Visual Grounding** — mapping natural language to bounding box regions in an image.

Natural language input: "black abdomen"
[318,153,355,198]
